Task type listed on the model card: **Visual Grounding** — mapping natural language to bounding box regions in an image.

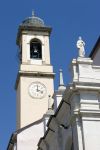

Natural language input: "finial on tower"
[32,10,35,17]
[58,69,66,90]
[76,36,85,57]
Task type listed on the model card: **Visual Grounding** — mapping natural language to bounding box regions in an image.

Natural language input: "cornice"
[16,25,52,45]
[15,71,55,89]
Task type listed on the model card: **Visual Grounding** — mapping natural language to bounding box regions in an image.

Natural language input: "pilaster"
[70,56,100,150]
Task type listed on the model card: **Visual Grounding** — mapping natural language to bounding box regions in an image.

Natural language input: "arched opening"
[30,39,42,59]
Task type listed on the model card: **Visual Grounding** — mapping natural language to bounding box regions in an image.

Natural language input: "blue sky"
[0,0,99,149]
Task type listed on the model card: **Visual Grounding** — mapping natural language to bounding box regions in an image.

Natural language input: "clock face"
[29,82,47,99]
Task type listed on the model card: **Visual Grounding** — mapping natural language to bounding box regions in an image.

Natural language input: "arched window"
[30,39,42,59]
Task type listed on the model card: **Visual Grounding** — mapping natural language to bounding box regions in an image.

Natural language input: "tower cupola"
[21,11,45,27]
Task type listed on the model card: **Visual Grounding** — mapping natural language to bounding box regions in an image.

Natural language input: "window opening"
[30,39,42,59]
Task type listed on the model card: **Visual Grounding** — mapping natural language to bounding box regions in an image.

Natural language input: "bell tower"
[15,12,54,129]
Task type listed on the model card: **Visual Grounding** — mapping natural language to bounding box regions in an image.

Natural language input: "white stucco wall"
[83,118,100,150]
[16,79,21,129]
[16,27,54,129]
[17,121,44,150]
[17,75,54,129]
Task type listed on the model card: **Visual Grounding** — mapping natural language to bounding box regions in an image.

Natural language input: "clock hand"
[36,85,40,92]
[36,85,38,92]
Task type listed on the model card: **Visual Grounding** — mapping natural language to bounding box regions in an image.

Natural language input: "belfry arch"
[30,38,42,59]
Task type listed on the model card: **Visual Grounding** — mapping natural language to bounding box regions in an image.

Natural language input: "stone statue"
[48,95,53,110]
[76,36,85,57]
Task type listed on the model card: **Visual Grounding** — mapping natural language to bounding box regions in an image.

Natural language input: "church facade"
[38,39,100,150]
[7,13,100,150]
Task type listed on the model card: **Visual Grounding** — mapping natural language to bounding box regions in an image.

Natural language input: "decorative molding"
[15,71,55,89]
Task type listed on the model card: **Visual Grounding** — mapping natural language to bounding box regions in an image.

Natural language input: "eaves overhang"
[16,25,52,45]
